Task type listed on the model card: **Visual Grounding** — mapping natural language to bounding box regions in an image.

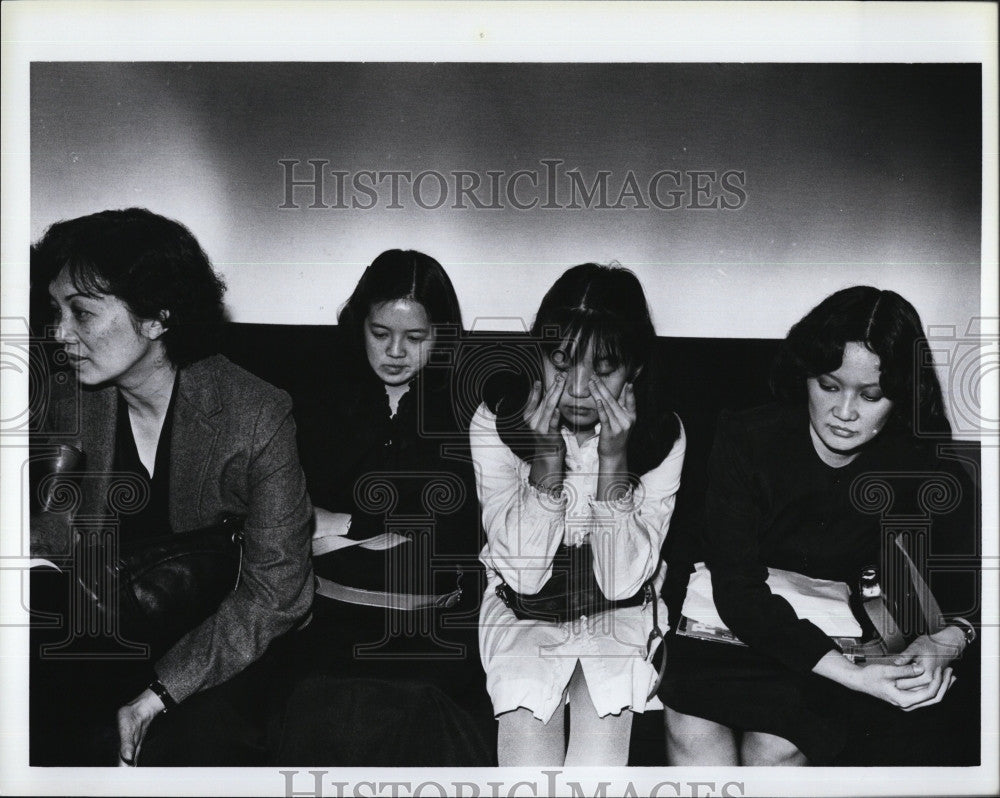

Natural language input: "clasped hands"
[857,626,964,711]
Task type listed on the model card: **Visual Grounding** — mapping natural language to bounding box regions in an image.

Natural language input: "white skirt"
[478,567,666,723]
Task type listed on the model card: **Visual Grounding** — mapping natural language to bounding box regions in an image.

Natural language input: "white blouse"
[470,402,686,722]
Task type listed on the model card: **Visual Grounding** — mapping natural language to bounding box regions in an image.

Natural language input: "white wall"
[31,63,981,341]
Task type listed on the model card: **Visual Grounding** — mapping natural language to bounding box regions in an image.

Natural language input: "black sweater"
[299,366,483,597]
[703,403,979,673]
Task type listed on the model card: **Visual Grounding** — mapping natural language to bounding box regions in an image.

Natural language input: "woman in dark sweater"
[278,249,494,766]
[660,286,979,766]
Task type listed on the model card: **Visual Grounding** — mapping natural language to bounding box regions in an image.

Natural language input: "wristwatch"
[947,617,977,647]
[148,678,178,713]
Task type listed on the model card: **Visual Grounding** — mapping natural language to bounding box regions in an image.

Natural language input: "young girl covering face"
[471,263,685,766]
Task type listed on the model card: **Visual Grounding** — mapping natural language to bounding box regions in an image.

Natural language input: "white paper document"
[682,561,863,638]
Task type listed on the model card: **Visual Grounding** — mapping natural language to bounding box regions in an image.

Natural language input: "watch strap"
[947,616,976,647]
[148,678,178,713]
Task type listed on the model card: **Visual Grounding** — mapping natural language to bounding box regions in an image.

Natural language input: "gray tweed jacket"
[34,354,314,703]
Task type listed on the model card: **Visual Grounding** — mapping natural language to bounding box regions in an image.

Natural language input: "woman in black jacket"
[660,286,979,766]
[279,249,494,766]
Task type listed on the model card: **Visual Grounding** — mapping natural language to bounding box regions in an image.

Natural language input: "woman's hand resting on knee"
[813,649,956,711]
[117,688,165,766]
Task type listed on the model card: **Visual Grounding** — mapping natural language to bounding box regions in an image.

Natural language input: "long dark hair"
[337,249,463,388]
[770,285,951,438]
[486,263,679,480]
[31,208,226,367]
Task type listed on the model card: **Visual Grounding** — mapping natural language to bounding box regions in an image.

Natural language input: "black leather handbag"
[78,515,245,651]
[494,541,653,623]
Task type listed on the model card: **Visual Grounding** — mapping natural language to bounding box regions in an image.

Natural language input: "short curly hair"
[770,285,951,438]
[31,208,227,366]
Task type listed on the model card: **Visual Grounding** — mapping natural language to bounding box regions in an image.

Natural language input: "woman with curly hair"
[30,208,314,766]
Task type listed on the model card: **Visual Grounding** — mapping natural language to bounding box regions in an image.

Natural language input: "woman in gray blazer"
[30,208,314,765]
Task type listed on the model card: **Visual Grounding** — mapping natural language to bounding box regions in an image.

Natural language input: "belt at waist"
[314,575,463,611]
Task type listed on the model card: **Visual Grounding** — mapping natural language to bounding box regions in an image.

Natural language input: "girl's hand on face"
[591,379,636,459]
[523,375,566,452]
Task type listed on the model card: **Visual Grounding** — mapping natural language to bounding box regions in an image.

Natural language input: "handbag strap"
[893,535,944,634]
[860,536,943,653]
[860,594,906,652]
[644,582,666,702]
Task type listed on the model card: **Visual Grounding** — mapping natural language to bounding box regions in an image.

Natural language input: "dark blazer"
[33,354,314,703]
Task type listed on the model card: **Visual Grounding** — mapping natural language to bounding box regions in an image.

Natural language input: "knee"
[741,731,808,766]
[497,708,564,767]
[664,708,736,765]
[498,707,549,737]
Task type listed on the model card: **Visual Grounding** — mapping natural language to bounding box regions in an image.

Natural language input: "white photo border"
[1,2,997,796]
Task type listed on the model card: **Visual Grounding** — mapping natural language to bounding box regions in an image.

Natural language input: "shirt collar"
[560,423,601,465]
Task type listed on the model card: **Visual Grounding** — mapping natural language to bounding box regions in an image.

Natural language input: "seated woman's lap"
[661,632,978,765]
[270,597,496,766]
[139,624,302,765]
[292,598,486,697]
[139,602,497,767]
[272,674,494,766]
[30,568,149,765]
[832,649,980,766]
[661,632,839,762]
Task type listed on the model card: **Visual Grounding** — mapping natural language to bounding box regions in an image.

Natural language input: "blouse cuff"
[521,474,570,514]
[588,485,637,518]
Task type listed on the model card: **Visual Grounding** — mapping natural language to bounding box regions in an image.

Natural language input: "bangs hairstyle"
[486,262,678,481]
[337,249,463,379]
[31,207,226,367]
[530,263,655,377]
[770,285,951,437]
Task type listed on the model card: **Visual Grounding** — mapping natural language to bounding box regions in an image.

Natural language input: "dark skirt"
[271,593,496,766]
[140,636,293,765]
[144,596,499,766]
[30,568,152,765]
[30,566,301,766]
[659,630,980,765]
